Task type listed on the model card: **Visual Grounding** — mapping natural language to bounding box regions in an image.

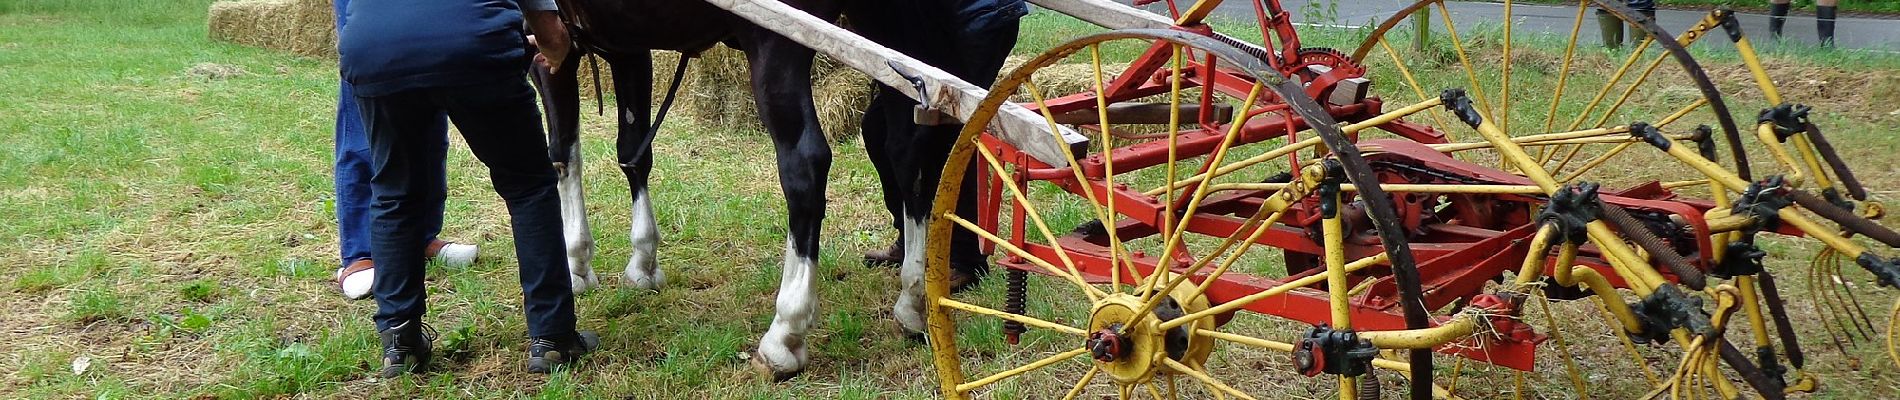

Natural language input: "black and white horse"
[530,0,992,380]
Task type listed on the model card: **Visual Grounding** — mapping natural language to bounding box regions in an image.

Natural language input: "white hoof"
[753,328,808,381]
[433,242,479,268]
[625,263,665,291]
[337,268,374,300]
[894,293,927,335]
[570,270,599,296]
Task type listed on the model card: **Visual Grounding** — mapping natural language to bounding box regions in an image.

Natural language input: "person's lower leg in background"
[1817,0,1837,46]
[1770,0,1792,39]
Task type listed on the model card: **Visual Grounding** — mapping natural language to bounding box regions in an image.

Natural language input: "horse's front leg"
[531,52,599,295]
[743,36,829,382]
[607,53,665,291]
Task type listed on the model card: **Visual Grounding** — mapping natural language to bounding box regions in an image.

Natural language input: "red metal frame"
[970,4,1747,373]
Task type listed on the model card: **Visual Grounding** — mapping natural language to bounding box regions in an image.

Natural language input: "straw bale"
[207,0,334,59]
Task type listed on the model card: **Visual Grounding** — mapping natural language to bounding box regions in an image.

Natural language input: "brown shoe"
[863,239,903,267]
[336,259,376,300]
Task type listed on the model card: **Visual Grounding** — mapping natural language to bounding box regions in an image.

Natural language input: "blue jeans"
[356,77,575,338]
[334,0,446,268]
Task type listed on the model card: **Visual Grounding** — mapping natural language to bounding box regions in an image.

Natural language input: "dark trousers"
[355,76,575,338]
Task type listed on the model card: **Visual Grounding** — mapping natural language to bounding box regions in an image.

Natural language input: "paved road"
[1132,0,1900,52]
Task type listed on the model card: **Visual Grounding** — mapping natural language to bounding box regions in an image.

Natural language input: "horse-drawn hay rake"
[706,0,1899,397]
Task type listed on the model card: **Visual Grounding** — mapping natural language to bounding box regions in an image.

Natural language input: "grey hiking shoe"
[527,331,600,373]
[378,320,434,378]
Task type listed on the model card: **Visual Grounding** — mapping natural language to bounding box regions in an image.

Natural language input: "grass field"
[3,0,1899,399]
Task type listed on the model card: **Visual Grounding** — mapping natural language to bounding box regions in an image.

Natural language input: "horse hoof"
[747,349,803,382]
[570,271,598,296]
[625,266,665,291]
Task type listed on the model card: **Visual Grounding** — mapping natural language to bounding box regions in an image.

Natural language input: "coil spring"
[1004,268,1028,345]
[1356,370,1382,400]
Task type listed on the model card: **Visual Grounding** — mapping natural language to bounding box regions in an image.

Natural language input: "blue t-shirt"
[338,0,554,97]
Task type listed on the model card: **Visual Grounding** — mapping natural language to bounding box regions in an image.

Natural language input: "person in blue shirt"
[337,0,595,376]
[329,0,482,302]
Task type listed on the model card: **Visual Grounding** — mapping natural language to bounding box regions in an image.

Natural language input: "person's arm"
[522,0,570,73]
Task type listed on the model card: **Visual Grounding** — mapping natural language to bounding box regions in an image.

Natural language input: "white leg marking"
[556,144,598,295]
[758,239,817,376]
[625,188,665,290]
[894,215,929,334]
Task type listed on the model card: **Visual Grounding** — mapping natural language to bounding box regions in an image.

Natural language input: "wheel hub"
[1084,286,1216,384]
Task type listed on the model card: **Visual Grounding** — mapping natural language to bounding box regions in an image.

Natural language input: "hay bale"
[207,0,334,59]
[672,45,871,140]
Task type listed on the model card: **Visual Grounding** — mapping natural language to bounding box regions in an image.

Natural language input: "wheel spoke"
[973,141,1106,302]
[1161,357,1258,400]
[1435,0,1496,124]
[944,213,1108,300]
[1159,254,1388,331]
[1088,43,1144,294]
[1023,80,1137,294]
[1376,37,1456,140]
[954,347,1091,393]
[1539,0,1590,162]
[936,297,1087,336]
[1060,366,1100,400]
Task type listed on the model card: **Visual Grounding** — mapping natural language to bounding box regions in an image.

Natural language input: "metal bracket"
[1756,103,1812,142]
[1294,324,1378,377]
[1537,182,1603,245]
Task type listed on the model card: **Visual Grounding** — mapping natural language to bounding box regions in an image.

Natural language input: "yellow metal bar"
[1160,357,1259,400]
[1145,136,1323,197]
[1736,276,1774,352]
[1089,44,1139,294]
[1160,44,1184,301]
[1757,123,1810,186]
[1515,224,1560,284]
[1436,1,1497,123]
[974,144,1108,302]
[1060,367,1099,400]
[1538,0,1590,163]
[1500,0,1514,135]
[1556,141,1635,183]
[1427,126,1629,152]
[1023,81,1137,294]
[1127,83,1269,310]
[1470,116,1668,293]
[953,347,1090,392]
[1158,253,1388,330]
[936,297,1087,336]
[1172,0,1227,26]
[943,214,1106,299]
[1653,138,1874,258]
[1357,316,1480,349]
[1323,196,1353,330]
[1655,98,1710,128]
[1378,37,1458,140]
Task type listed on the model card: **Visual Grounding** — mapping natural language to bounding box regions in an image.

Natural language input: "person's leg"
[1770,0,1791,39]
[1595,7,1624,49]
[358,90,448,332]
[1817,0,1838,46]
[433,78,578,342]
[1626,0,1656,46]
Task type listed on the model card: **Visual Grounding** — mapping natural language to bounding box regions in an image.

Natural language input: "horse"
[528,0,1001,380]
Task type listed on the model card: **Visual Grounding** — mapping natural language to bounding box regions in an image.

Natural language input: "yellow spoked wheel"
[924,30,1449,400]
[1339,1,1900,398]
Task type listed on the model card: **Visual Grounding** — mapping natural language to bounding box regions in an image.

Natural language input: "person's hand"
[525,12,571,73]
[527,35,565,73]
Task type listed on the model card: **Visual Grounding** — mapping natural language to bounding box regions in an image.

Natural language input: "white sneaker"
[336,259,376,300]
[428,240,479,268]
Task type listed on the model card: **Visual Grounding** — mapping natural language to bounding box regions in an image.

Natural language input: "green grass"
[2,1,1898,399]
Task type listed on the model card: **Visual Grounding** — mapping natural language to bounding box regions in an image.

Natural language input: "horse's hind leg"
[742,35,829,382]
[530,51,599,294]
[606,52,666,291]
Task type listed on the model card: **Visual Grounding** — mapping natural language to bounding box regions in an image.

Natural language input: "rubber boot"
[1817,6,1838,47]
[1596,9,1625,49]
[1769,2,1790,39]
